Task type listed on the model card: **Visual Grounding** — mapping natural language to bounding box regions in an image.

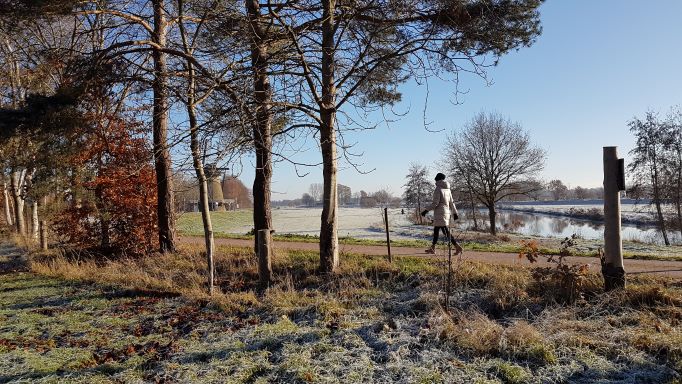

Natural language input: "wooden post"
[258,229,272,287]
[383,208,392,263]
[39,220,48,250]
[445,227,452,311]
[602,146,626,290]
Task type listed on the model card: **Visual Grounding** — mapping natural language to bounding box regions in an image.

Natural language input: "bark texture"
[152,0,176,253]
[187,60,215,295]
[30,200,38,241]
[3,181,13,227]
[246,0,273,273]
[319,0,339,273]
[10,170,25,235]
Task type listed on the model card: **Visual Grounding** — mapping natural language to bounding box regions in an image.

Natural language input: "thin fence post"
[383,207,392,263]
[258,229,272,288]
[445,226,452,311]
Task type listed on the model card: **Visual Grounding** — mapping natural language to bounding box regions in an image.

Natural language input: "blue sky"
[237,0,682,200]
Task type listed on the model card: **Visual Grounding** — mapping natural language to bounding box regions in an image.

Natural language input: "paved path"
[181,236,682,279]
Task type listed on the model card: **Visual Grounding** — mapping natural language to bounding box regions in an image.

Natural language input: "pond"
[453,209,682,245]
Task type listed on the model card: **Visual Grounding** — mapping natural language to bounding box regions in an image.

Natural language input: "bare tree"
[373,189,393,208]
[308,183,323,204]
[628,111,672,245]
[668,108,682,238]
[301,193,315,207]
[573,186,588,200]
[445,112,545,235]
[547,179,568,200]
[402,163,432,224]
[337,184,352,206]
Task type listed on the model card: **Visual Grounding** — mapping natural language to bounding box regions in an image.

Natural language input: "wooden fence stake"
[445,227,453,311]
[383,207,392,263]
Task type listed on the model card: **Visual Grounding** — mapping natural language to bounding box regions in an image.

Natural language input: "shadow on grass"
[0,363,128,383]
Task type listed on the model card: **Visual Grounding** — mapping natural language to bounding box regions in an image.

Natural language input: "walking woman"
[421,173,463,255]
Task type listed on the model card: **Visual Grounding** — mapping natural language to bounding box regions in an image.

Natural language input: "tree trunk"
[416,188,421,225]
[258,229,272,287]
[319,0,339,274]
[3,181,12,227]
[40,220,48,250]
[488,203,497,236]
[30,200,39,241]
[152,0,176,253]
[676,146,682,238]
[653,198,669,245]
[246,0,274,278]
[94,183,110,248]
[651,158,670,245]
[186,58,215,295]
[10,170,25,235]
[470,192,478,231]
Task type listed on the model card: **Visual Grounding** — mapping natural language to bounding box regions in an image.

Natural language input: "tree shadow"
[563,358,678,383]
[0,362,127,383]
[0,243,27,274]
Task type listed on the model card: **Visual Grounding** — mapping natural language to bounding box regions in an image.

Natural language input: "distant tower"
[205,164,226,211]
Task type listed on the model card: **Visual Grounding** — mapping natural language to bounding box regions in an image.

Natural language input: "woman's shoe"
[454,244,463,255]
[425,246,436,254]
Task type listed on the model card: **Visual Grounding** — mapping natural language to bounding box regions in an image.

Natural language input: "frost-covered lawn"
[3,243,681,383]
[178,208,420,240]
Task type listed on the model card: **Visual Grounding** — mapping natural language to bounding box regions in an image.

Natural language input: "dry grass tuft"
[621,284,682,308]
[434,309,503,356]
[502,320,557,364]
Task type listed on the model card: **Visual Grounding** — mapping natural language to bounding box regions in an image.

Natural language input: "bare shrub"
[519,238,590,303]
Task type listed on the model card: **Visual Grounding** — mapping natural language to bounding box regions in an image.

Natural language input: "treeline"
[275,184,401,208]
[533,180,604,201]
[0,0,543,292]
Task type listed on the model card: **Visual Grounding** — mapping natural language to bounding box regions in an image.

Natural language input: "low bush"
[519,237,591,303]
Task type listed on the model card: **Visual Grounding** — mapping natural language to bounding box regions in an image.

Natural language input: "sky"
[234,0,682,200]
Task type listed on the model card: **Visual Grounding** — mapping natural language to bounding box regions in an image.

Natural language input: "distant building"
[206,164,226,211]
[222,176,253,209]
[178,170,252,212]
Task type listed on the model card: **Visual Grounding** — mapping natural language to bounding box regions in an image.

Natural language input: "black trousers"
[432,226,459,246]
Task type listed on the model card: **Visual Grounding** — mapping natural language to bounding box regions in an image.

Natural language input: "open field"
[3,242,681,383]
[177,209,682,261]
[177,208,396,239]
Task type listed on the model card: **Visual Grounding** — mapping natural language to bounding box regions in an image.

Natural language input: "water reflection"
[457,209,681,245]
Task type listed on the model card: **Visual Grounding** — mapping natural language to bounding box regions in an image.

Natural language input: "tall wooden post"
[445,227,452,311]
[602,146,626,290]
[383,207,392,263]
[258,229,272,288]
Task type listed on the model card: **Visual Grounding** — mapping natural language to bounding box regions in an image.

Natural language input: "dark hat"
[435,173,446,181]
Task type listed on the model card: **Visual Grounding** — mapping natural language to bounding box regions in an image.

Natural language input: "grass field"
[176,210,682,261]
[2,242,680,383]
[177,210,254,236]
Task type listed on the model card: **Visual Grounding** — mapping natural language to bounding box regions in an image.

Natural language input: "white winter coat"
[427,180,459,227]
